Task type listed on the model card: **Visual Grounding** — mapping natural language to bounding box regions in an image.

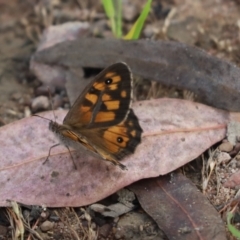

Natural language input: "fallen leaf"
[0,98,238,207]
[129,173,226,240]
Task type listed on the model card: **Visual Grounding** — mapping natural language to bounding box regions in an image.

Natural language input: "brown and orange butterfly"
[43,62,142,170]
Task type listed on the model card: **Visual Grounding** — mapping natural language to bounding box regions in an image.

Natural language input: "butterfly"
[43,62,142,170]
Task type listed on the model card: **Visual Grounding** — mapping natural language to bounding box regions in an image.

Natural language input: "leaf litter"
[1,0,240,240]
[0,98,237,207]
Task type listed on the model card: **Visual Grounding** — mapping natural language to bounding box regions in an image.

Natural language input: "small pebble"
[24,106,31,117]
[10,92,22,101]
[113,217,119,223]
[217,152,231,164]
[48,211,59,222]
[40,211,50,220]
[122,3,138,21]
[49,214,60,222]
[40,220,55,232]
[219,142,233,152]
[58,222,65,229]
[99,224,112,238]
[143,24,159,38]
[31,96,50,112]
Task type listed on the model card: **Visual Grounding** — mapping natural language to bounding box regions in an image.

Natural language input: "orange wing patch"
[80,111,92,124]
[93,82,105,91]
[85,93,98,105]
[105,72,116,78]
[93,82,118,91]
[95,111,116,122]
[103,129,128,149]
[130,130,136,137]
[104,100,120,110]
[93,73,121,91]
[102,94,112,101]
[80,105,91,112]
[105,72,121,83]
[107,125,127,135]
[121,90,127,98]
[108,84,118,91]
[111,75,121,83]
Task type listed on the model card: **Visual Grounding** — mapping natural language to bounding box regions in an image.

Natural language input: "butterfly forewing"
[63,62,133,129]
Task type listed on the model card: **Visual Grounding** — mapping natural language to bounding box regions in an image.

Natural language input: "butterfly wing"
[63,62,133,129]
[80,109,142,164]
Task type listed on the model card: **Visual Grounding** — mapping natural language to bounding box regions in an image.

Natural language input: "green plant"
[227,211,240,238]
[102,0,152,39]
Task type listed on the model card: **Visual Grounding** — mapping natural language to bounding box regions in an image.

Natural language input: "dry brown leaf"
[129,173,226,240]
[0,98,238,207]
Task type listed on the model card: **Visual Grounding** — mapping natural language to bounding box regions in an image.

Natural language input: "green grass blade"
[115,0,122,38]
[227,212,240,238]
[123,0,152,40]
[102,0,122,38]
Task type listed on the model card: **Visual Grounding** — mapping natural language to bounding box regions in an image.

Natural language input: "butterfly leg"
[43,143,60,164]
[65,145,77,170]
[44,143,77,170]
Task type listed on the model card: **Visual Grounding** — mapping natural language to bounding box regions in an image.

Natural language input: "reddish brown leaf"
[129,173,226,240]
[0,98,238,207]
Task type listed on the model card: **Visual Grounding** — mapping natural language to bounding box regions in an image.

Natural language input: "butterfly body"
[49,62,142,170]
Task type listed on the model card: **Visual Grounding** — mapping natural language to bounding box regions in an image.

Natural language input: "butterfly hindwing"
[80,109,142,161]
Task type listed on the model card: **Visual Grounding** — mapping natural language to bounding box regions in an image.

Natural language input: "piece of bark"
[32,38,240,111]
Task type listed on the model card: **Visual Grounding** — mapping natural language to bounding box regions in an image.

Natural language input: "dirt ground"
[1,0,240,239]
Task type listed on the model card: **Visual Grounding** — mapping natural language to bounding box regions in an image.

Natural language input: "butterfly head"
[49,120,59,133]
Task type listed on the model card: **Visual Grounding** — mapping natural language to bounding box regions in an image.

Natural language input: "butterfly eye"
[105,78,112,85]
[117,137,123,143]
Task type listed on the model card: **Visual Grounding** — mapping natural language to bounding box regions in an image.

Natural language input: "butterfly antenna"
[32,114,51,121]
[48,87,57,122]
